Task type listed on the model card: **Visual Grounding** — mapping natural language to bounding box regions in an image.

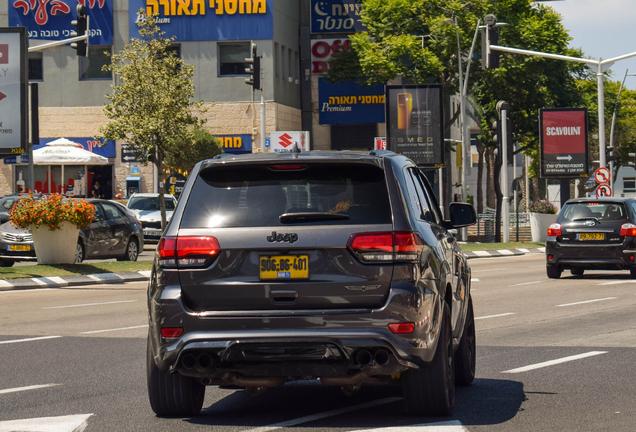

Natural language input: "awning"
[126,177,141,181]
[32,138,110,165]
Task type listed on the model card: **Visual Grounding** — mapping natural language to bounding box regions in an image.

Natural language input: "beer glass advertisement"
[539,108,588,178]
[385,85,443,167]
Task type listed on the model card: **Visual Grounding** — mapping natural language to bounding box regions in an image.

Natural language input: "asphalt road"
[1,253,635,431]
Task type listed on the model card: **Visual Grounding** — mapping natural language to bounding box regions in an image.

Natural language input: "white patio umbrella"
[32,138,110,195]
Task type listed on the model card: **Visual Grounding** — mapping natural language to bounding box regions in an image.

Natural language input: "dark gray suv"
[147,150,477,417]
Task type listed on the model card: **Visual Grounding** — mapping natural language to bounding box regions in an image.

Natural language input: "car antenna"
[291,142,301,157]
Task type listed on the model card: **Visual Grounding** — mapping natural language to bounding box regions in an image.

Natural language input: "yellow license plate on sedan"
[578,233,604,241]
[8,245,30,251]
[259,255,309,280]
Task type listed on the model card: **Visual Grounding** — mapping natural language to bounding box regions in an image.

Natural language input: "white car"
[125,193,177,242]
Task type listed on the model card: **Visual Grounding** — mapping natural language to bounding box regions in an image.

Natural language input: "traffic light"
[481,14,500,69]
[606,146,615,163]
[245,43,261,90]
[492,118,513,164]
[70,4,88,57]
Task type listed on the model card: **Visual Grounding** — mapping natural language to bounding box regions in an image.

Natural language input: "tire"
[118,238,139,262]
[454,296,476,386]
[571,268,584,276]
[403,303,455,416]
[546,264,561,279]
[74,241,85,264]
[147,339,205,417]
[630,267,636,279]
[0,259,15,267]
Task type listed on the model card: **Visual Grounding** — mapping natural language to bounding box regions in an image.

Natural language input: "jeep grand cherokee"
[147,149,477,417]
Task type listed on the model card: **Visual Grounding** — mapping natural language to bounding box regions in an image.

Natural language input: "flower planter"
[529,212,556,242]
[30,221,80,265]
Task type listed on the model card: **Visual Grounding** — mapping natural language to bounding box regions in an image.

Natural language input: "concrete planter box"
[529,212,557,242]
[31,221,80,264]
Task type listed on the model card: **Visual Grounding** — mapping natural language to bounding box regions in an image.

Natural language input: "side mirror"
[446,202,476,228]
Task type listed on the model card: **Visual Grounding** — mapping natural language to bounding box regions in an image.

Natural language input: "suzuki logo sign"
[269,131,310,153]
[279,133,293,148]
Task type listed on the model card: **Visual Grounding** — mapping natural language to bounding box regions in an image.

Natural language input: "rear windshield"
[180,163,392,228]
[559,202,629,222]
[127,197,175,211]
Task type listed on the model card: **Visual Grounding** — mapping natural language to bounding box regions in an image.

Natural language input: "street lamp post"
[608,69,636,193]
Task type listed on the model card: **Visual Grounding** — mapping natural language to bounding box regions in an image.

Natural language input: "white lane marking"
[475,313,516,320]
[0,336,62,345]
[43,300,137,310]
[517,248,530,253]
[537,247,546,252]
[502,351,607,373]
[0,280,15,288]
[0,414,93,432]
[497,249,514,255]
[0,384,59,395]
[80,325,148,334]
[0,288,58,294]
[472,251,491,257]
[510,281,544,287]
[354,422,468,432]
[138,270,152,277]
[598,280,636,285]
[556,297,618,307]
[472,268,512,273]
[471,278,480,282]
[243,397,403,432]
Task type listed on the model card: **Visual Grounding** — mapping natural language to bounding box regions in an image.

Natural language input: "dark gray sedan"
[0,199,144,266]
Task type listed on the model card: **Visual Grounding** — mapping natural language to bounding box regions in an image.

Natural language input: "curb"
[0,270,151,292]
[464,247,545,259]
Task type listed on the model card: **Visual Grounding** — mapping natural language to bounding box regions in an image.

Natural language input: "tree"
[96,11,206,229]
[165,128,224,174]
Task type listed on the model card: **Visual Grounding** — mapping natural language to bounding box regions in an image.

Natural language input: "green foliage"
[96,11,206,165]
[165,128,224,173]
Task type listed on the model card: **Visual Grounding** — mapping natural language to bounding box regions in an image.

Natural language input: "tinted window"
[408,168,437,224]
[102,202,123,219]
[128,197,176,211]
[560,202,628,221]
[180,163,392,228]
[1,198,17,210]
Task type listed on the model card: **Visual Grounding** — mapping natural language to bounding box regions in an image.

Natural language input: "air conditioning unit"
[288,77,293,83]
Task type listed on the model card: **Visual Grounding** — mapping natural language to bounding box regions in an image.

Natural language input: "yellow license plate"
[260,255,309,280]
[578,233,604,241]
[8,245,31,251]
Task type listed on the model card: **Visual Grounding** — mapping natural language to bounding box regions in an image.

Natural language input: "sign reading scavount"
[540,108,589,178]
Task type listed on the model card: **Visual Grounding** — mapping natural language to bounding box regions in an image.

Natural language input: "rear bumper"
[148,280,443,380]
[546,237,636,269]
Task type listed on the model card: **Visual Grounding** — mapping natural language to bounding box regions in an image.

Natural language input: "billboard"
[0,28,28,154]
[129,0,273,41]
[215,134,252,154]
[311,38,350,74]
[539,108,588,178]
[310,0,367,34]
[269,131,309,152]
[318,78,385,125]
[385,85,444,167]
[9,0,114,46]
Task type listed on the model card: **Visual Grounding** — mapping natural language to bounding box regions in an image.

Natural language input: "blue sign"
[318,78,385,125]
[9,0,114,46]
[3,154,29,165]
[310,0,367,34]
[131,165,140,174]
[36,138,116,158]
[216,134,253,154]
[129,0,273,41]
[265,137,270,148]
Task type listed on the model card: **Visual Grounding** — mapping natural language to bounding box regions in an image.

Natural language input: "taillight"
[347,231,425,263]
[389,323,415,334]
[157,236,221,268]
[547,223,561,237]
[620,223,636,237]
[161,327,183,338]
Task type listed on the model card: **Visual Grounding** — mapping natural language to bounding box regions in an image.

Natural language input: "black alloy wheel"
[118,238,139,261]
[74,241,85,264]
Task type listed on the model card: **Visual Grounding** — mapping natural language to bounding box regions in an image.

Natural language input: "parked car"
[546,197,636,278]
[0,193,43,225]
[0,198,144,266]
[125,193,177,242]
[147,150,477,417]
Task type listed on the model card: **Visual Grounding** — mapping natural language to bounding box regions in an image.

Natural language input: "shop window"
[80,46,112,80]
[330,124,377,150]
[218,43,250,76]
[29,51,43,81]
[624,177,636,193]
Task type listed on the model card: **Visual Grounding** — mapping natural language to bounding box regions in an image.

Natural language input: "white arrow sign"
[0,414,93,432]
[556,155,573,161]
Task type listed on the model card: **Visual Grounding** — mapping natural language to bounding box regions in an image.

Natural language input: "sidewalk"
[0,248,546,291]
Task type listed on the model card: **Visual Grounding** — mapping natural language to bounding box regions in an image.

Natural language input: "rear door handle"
[270,290,298,303]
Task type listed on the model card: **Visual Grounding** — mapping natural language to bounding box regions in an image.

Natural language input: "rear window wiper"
[279,212,350,223]
[573,217,600,223]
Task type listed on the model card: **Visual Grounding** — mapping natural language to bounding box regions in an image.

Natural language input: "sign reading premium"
[0,28,28,154]
[9,0,114,45]
[129,0,273,41]
[311,38,350,74]
[318,78,385,125]
[539,108,588,178]
[310,0,366,34]
[385,85,444,167]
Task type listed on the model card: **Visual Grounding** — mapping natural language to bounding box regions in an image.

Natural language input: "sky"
[545,0,636,89]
